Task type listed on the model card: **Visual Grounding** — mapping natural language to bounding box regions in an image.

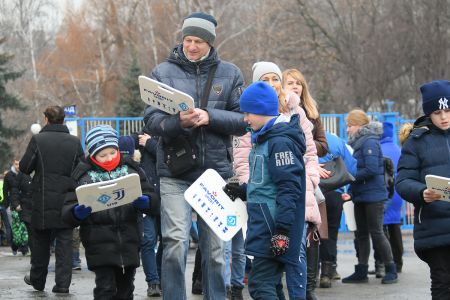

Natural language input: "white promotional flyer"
[425,174,450,202]
[75,174,142,212]
[184,169,248,241]
[139,76,195,114]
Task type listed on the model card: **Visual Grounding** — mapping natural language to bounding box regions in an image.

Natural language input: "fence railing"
[66,111,415,231]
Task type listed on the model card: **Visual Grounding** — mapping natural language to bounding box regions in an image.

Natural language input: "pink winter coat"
[232,92,321,226]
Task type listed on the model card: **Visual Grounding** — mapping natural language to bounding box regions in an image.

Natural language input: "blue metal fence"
[66,112,416,231]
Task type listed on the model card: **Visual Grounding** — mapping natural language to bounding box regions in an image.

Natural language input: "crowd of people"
[0,10,449,300]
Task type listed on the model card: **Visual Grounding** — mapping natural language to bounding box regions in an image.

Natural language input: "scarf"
[90,152,121,172]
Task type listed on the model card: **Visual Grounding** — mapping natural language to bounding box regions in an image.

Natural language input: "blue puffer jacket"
[380,135,403,224]
[245,114,306,266]
[143,45,247,183]
[396,116,450,251]
[348,122,388,203]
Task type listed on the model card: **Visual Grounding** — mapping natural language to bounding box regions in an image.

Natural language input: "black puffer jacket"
[143,45,247,182]
[20,124,84,229]
[61,155,160,271]
[10,172,33,224]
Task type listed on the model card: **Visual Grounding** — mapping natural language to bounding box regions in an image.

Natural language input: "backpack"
[383,157,395,198]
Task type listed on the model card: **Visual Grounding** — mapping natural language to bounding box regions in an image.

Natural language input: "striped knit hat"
[85,125,119,157]
[182,12,217,45]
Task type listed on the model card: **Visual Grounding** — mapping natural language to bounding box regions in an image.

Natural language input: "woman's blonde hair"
[282,69,319,120]
[398,123,413,146]
[278,89,289,114]
[346,109,370,126]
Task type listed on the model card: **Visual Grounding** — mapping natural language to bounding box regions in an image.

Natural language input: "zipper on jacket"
[107,171,126,273]
[418,206,422,224]
[259,203,273,236]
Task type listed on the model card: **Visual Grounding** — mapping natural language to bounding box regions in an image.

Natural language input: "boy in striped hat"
[61,125,160,299]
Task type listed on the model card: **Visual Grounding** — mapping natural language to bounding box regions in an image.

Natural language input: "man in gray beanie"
[143,11,247,300]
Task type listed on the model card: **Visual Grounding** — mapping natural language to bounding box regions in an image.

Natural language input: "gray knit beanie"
[182,12,217,45]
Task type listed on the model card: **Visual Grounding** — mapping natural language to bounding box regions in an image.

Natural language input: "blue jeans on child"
[224,229,246,288]
[159,177,226,300]
[140,214,160,285]
[285,222,308,299]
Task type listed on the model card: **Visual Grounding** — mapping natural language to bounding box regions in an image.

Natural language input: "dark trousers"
[320,190,343,263]
[248,257,284,300]
[93,266,136,300]
[373,224,404,268]
[416,246,450,300]
[30,228,73,289]
[24,222,33,254]
[354,202,394,265]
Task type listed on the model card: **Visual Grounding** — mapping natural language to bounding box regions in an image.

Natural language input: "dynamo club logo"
[179,102,189,111]
[96,188,125,204]
[227,215,237,227]
[97,194,111,204]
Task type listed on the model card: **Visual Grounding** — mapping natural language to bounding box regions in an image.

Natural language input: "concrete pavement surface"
[0,231,430,299]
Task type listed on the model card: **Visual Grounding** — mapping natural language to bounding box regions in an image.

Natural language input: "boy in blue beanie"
[227,81,306,298]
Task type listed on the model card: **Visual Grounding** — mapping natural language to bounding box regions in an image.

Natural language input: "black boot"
[382,263,398,284]
[319,261,333,288]
[306,244,319,300]
[230,285,244,300]
[342,264,369,283]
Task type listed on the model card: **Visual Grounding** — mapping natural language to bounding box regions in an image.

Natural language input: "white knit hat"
[252,62,282,83]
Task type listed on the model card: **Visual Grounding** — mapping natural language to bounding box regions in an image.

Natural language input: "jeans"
[141,214,160,284]
[72,227,81,268]
[224,229,246,288]
[249,257,284,300]
[354,201,394,265]
[373,224,404,269]
[285,222,308,299]
[0,205,12,245]
[320,190,343,263]
[160,177,226,300]
[416,246,450,300]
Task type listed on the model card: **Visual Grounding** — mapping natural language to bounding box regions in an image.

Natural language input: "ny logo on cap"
[439,97,449,110]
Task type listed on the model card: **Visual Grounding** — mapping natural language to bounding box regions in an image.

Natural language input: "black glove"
[270,229,290,256]
[223,183,247,201]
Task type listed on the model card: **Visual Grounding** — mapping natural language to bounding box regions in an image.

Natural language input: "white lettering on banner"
[275,151,295,166]
[439,97,449,110]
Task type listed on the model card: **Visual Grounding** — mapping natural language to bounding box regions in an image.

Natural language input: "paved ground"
[0,231,430,299]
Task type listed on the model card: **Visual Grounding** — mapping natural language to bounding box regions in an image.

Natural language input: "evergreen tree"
[116,56,145,117]
[0,37,25,171]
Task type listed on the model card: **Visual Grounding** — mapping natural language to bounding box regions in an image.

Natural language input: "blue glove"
[133,195,151,209]
[72,204,92,220]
